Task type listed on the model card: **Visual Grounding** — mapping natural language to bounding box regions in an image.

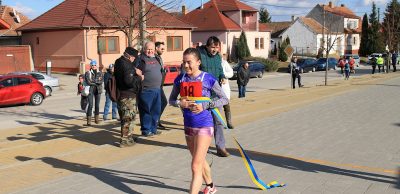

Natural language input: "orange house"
[17,0,194,74]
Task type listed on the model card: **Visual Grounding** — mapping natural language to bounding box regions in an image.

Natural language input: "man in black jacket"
[237,62,250,98]
[114,47,143,147]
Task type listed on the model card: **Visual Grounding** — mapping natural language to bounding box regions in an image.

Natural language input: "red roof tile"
[18,0,193,31]
[214,0,257,11]
[182,0,241,31]
[0,6,30,36]
[258,23,271,32]
[322,4,360,19]
[0,18,10,29]
[299,17,329,34]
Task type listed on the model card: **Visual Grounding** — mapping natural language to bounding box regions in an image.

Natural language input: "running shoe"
[202,185,217,194]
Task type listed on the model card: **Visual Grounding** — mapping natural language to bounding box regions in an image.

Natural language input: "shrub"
[244,56,279,72]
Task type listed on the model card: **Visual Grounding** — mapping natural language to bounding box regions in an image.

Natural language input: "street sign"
[284,45,294,56]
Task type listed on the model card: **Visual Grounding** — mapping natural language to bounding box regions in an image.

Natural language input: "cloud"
[362,0,388,5]
[11,2,36,19]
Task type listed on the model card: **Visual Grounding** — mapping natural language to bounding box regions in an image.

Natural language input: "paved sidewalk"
[8,75,400,193]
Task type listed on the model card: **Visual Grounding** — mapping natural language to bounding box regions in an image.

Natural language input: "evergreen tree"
[369,2,385,53]
[359,14,370,56]
[259,7,271,23]
[236,31,251,60]
[278,37,290,61]
[383,0,400,51]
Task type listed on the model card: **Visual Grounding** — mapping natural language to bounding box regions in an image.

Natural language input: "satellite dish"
[15,15,20,23]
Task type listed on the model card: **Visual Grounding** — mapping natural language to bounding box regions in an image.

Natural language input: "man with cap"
[137,41,164,137]
[85,60,104,126]
[114,47,143,147]
[103,64,118,121]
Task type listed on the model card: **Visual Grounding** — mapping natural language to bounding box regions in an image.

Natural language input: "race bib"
[180,81,202,97]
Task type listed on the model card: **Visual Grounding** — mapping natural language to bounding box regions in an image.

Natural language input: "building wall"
[281,20,318,55]
[21,28,192,73]
[317,33,345,55]
[345,33,360,54]
[344,18,359,29]
[0,45,32,74]
[245,31,270,58]
[22,30,85,73]
[307,6,344,33]
[223,11,240,26]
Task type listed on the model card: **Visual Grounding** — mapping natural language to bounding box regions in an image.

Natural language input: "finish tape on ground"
[188,96,286,190]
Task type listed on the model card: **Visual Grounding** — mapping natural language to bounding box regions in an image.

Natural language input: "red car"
[163,65,181,85]
[0,74,46,106]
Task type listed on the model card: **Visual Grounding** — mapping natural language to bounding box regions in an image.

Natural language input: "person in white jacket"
[221,58,234,129]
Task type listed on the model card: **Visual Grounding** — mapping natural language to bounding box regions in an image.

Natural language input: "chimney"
[182,5,187,15]
[341,4,345,7]
[201,0,203,9]
[291,15,295,22]
[328,1,334,8]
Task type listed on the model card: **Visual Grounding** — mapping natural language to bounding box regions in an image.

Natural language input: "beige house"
[182,0,271,61]
[17,0,194,73]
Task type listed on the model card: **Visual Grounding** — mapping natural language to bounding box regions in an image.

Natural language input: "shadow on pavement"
[15,156,188,193]
[0,110,77,121]
[224,148,398,185]
[353,83,400,87]
[7,121,121,146]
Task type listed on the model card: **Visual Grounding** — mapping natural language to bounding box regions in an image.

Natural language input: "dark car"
[0,74,46,106]
[296,58,317,73]
[315,58,337,71]
[232,61,265,79]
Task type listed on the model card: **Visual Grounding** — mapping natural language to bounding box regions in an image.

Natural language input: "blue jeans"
[103,92,118,119]
[238,85,246,98]
[138,88,161,135]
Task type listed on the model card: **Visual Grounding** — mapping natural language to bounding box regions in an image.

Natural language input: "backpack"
[106,75,120,102]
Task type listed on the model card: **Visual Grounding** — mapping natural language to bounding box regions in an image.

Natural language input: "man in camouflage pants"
[114,47,143,147]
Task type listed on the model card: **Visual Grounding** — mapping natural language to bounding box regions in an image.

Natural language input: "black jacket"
[85,69,103,94]
[237,66,250,86]
[114,56,142,99]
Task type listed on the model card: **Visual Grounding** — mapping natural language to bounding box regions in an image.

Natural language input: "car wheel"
[44,86,52,96]
[31,92,44,106]
[257,72,264,78]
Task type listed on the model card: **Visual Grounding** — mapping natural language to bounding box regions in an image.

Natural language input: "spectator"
[114,47,143,147]
[221,57,234,129]
[290,57,303,89]
[155,41,168,130]
[137,41,164,137]
[337,56,345,76]
[344,59,350,80]
[237,62,250,98]
[377,55,384,73]
[103,64,118,121]
[197,36,229,157]
[85,60,103,126]
[371,56,377,74]
[77,74,88,111]
[392,51,397,72]
[349,56,355,74]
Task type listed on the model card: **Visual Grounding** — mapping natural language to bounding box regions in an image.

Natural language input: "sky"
[2,0,390,21]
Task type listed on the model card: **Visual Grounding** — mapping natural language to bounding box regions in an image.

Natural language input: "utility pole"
[139,0,147,49]
[323,8,328,86]
[128,0,135,47]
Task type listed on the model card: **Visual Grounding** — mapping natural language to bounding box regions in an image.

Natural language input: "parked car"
[296,58,317,73]
[0,74,46,106]
[344,54,360,67]
[163,65,181,85]
[315,58,337,71]
[232,61,265,79]
[8,72,59,96]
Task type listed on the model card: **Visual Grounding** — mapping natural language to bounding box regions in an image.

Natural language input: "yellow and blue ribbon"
[185,96,286,190]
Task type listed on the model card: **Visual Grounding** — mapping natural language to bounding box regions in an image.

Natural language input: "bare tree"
[103,0,182,48]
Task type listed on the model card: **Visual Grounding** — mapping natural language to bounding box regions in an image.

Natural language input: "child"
[77,74,88,111]
[344,60,350,80]
[169,48,228,194]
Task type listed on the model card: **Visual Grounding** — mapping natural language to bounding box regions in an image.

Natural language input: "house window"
[255,38,259,49]
[98,36,119,54]
[167,36,183,51]
[260,38,264,49]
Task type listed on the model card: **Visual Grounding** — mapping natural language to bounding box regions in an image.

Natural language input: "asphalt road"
[0,65,377,130]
